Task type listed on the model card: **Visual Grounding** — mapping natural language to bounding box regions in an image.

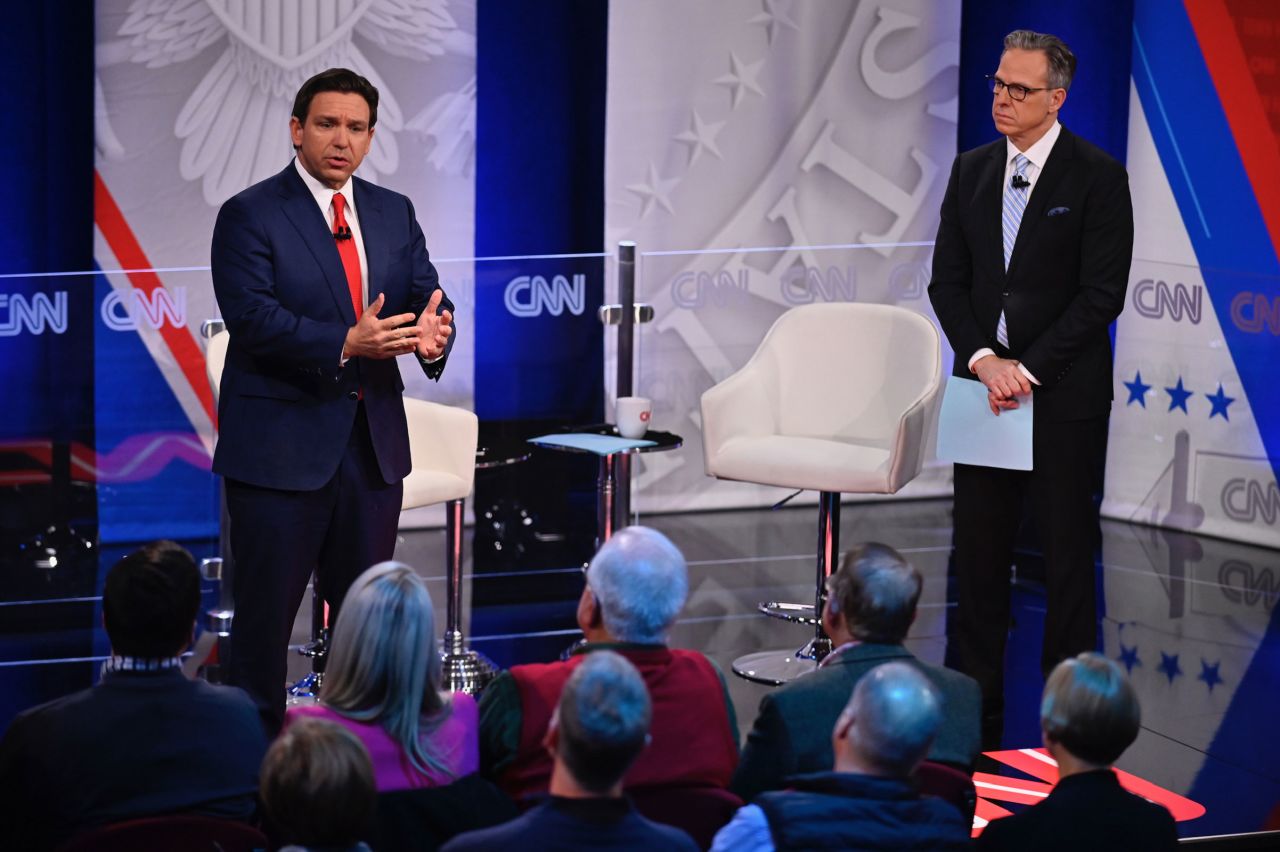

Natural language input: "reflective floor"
[2,498,1277,839]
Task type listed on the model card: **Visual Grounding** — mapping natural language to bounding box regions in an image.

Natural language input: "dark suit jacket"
[211,162,454,491]
[0,669,268,851]
[929,126,1133,422]
[730,643,981,803]
[976,768,1179,851]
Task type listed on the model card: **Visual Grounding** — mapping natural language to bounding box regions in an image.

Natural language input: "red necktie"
[332,192,362,320]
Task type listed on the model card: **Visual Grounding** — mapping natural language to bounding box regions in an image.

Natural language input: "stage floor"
[2,498,1277,838]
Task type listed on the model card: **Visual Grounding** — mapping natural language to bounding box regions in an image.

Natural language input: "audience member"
[0,541,267,850]
[444,651,697,851]
[976,652,1178,850]
[480,526,739,799]
[732,543,980,802]
[286,561,478,790]
[713,662,970,851]
[262,716,377,852]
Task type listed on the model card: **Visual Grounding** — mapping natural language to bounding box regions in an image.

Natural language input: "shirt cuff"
[1018,363,1041,385]
[968,348,996,373]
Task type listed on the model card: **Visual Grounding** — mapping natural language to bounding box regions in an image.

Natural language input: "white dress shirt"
[968,120,1063,386]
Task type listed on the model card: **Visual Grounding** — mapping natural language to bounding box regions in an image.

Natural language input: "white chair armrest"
[885,370,942,492]
[700,365,776,476]
[403,398,479,494]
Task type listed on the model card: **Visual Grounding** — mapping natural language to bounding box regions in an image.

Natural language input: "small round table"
[530,426,682,547]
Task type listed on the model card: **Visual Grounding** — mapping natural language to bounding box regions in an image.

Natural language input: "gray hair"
[844,662,941,776]
[827,543,921,644]
[1041,652,1140,766]
[586,526,688,644]
[1004,29,1077,90]
[320,561,454,779]
[557,650,652,793]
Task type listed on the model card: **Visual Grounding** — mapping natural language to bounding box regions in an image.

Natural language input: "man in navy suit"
[928,31,1133,747]
[211,67,455,731]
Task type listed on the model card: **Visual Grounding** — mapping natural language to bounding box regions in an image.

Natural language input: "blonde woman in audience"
[285,561,479,790]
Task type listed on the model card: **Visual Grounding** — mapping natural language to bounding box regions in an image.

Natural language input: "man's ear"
[833,708,856,743]
[543,709,561,758]
[1050,86,1067,114]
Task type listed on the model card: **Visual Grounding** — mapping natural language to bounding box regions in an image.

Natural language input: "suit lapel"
[1007,128,1075,280]
[976,142,1007,282]
[354,177,386,307]
[278,164,360,325]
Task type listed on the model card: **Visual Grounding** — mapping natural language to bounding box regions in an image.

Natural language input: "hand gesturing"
[414,289,453,361]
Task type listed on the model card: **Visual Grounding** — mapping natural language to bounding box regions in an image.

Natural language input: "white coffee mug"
[615,396,652,439]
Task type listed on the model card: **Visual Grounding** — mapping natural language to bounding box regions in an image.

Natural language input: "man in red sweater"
[478,526,739,801]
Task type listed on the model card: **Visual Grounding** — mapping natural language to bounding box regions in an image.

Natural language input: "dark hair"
[1003,29,1077,90]
[261,718,376,847]
[1041,652,1141,766]
[291,67,380,129]
[557,651,651,794]
[827,542,921,644]
[102,540,201,658]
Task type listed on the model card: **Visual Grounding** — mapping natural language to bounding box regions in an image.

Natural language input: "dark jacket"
[0,669,267,850]
[440,796,698,851]
[731,643,981,803]
[756,772,970,851]
[976,768,1178,851]
[929,126,1133,422]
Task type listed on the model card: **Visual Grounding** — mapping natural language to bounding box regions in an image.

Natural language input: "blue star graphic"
[1124,372,1152,407]
[1157,651,1183,685]
[1165,378,1193,414]
[1117,643,1142,674]
[1206,384,1235,421]
[1198,659,1224,693]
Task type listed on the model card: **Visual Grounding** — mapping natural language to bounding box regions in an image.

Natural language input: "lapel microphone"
[1011,174,1031,190]
[333,225,353,241]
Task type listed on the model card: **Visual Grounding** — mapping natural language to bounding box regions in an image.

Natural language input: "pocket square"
[1047,206,1070,217]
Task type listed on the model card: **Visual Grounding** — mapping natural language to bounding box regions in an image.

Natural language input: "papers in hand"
[936,376,1033,471]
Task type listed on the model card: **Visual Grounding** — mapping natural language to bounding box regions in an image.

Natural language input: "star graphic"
[1123,371,1152,408]
[626,163,678,218]
[1157,651,1183,685]
[1206,384,1235,421]
[715,52,766,109]
[1165,378,1193,414]
[1117,643,1142,675]
[674,110,725,166]
[748,0,800,45]
[1198,659,1224,693]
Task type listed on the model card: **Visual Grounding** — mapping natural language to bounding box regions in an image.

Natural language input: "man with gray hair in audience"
[976,652,1177,850]
[713,662,970,850]
[479,526,739,801]
[445,652,697,850]
[732,542,980,802]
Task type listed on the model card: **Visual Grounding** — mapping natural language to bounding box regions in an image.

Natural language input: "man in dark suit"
[0,542,268,851]
[731,543,980,803]
[211,67,455,731]
[928,30,1133,746]
[976,653,1178,850]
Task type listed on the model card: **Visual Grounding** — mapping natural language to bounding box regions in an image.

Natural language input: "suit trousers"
[951,413,1108,741]
[225,402,402,733]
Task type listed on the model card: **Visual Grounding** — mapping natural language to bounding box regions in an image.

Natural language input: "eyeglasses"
[986,75,1052,102]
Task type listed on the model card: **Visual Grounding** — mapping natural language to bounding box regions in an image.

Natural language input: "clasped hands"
[973,354,1030,416]
[342,290,452,362]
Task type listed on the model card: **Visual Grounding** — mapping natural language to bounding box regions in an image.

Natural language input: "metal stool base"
[443,649,499,695]
[732,636,833,686]
[758,601,819,625]
[287,671,323,703]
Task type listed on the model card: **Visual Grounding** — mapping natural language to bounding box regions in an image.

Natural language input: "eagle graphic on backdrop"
[97,0,476,205]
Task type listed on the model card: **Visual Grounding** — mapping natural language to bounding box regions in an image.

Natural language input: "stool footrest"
[758,601,820,626]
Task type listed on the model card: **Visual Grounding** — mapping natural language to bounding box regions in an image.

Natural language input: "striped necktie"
[998,153,1030,347]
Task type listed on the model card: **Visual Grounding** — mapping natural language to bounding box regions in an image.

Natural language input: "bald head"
[836,662,941,777]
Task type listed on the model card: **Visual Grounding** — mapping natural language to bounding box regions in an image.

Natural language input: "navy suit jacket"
[211,162,454,491]
[730,643,981,804]
[0,670,268,851]
[929,127,1133,423]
